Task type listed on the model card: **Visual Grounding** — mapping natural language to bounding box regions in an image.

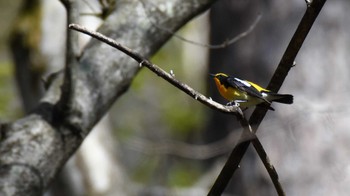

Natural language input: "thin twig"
[170,14,261,49]
[239,114,285,195]
[208,0,328,195]
[139,0,262,49]
[252,138,284,195]
[68,23,242,115]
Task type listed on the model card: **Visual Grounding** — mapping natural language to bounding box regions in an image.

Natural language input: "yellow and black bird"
[211,73,293,110]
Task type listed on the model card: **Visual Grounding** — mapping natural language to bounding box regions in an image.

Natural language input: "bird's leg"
[227,100,240,107]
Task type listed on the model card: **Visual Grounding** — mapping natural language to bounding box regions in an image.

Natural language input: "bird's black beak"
[209,73,216,78]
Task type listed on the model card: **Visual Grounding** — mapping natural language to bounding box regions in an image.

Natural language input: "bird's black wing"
[226,77,270,103]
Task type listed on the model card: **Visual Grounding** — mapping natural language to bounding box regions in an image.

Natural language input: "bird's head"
[210,73,228,84]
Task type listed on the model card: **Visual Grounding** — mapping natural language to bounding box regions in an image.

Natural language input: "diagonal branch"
[236,112,285,195]
[68,23,242,115]
[208,0,328,195]
[252,135,284,195]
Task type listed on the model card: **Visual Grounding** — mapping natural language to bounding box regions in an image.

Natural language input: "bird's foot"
[227,101,240,107]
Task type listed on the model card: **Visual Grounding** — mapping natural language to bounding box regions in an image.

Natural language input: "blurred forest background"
[1,0,350,195]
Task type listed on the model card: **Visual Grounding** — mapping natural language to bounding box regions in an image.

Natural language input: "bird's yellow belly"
[219,86,247,101]
[219,86,263,107]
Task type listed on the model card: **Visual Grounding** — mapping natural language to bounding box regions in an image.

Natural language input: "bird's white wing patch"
[234,78,251,87]
[261,92,268,98]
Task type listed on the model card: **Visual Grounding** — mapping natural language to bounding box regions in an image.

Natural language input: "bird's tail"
[269,93,293,104]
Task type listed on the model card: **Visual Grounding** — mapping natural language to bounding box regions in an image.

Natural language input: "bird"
[210,73,293,110]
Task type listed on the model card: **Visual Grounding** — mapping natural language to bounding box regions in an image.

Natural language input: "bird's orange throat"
[213,78,234,101]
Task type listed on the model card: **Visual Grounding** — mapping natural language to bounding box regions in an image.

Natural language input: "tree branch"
[56,0,80,135]
[252,136,284,195]
[68,23,242,115]
[208,0,328,195]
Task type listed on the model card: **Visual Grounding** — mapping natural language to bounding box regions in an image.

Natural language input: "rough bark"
[0,0,217,195]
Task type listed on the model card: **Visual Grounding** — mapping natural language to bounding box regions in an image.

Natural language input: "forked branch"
[208,0,328,195]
